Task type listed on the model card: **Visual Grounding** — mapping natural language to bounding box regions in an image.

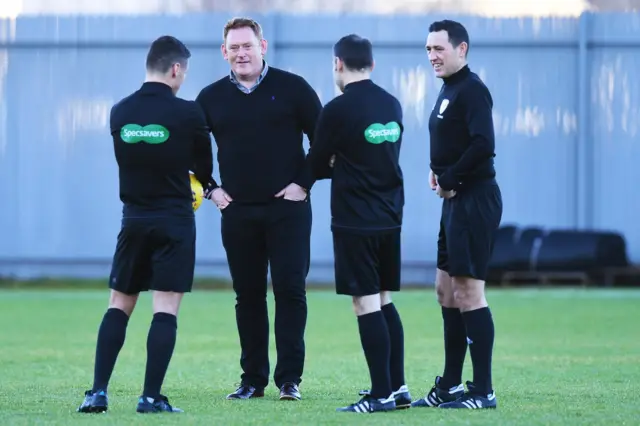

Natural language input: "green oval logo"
[121,124,170,144]
[364,121,401,144]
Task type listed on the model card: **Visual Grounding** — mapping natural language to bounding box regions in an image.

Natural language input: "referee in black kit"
[76,36,215,414]
[307,34,410,414]
[195,17,322,401]
[412,20,502,410]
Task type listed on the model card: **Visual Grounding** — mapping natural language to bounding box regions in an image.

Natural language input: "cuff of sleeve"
[203,180,219,199]
[437,171,458,191]
[293,173,313,191]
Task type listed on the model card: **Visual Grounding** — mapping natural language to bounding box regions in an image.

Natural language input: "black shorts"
[437,180,502,280]
[109,217,196,295]
[333,229,401,297]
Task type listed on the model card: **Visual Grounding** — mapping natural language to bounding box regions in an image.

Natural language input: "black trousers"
[220,198,312,389]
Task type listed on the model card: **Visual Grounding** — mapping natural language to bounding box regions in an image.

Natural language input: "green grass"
[1,287,639,425]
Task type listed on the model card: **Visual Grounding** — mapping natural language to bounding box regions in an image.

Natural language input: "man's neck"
[341,72,371,89]
[237,76,258,89]
[144,74,171,86]
[451,62,467,75]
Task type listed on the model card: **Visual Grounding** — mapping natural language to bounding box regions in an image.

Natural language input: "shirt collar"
[442,65,470,85]
[229,60,269,93]
[139,81,174,96]
[343,78,374,92]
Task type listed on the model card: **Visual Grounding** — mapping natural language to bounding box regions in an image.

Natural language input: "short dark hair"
[145,35,191,74]
[333,34,374,71]
[428,20,470,55]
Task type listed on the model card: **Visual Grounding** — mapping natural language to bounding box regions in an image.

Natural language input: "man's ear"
[260,38,268,57]
[457,41,468,58]
[334,57,344,72]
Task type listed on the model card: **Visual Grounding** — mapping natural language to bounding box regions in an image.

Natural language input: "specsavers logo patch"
[121,124,170,144]
[364,122,401,144]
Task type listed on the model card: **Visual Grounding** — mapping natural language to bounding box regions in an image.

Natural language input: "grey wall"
[0,13,638,283]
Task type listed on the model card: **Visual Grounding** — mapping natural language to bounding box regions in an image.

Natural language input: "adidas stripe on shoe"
[411,376,464,408]
[337,394,396,413]
[439,382,497,410]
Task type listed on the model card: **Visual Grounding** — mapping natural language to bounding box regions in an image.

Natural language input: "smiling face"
[425,30,467,78]
[221,26,267,80]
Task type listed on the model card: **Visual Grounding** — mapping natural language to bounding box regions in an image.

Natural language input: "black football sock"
[381,303,406,390]
[462,307,495,394]
[91,308,130,393]
[357,311,392,399]
[440,307,468,389]
[142,313,178,400]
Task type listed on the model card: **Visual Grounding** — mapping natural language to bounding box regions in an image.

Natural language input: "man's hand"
[210,188,233,209]
[275,182,307,201]
[429,170,437,190]
[435,185,457,199]
[329,155,336,168]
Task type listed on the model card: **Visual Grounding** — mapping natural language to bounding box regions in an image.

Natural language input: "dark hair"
[428,20,470,55]
[145,35,191,74]
[333,34,374,71]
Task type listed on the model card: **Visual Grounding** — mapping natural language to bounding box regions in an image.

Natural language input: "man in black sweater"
[307,34,410,414]
[411,20,502,411]
[76,36,216,415]
[195,17,322,401]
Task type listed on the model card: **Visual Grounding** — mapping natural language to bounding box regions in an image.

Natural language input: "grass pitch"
[1,287,639,425]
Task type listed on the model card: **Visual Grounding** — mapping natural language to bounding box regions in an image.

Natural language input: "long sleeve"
[437,81,495,191]
[292,77,323,190]
[190,101,218,193]
[307,103,339,180]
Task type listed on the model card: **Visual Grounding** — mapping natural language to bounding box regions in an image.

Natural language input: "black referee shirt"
[307,79,405,235]
[110,82,215,218]
[429,65,496,191]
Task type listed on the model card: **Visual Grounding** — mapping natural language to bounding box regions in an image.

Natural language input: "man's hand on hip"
[429,170,438,190]
[211,188,233,209]
[436,185,456,199]
[275,182,307,201]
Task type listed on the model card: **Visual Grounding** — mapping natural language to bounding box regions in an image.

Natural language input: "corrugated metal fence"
[0,12,639,283]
